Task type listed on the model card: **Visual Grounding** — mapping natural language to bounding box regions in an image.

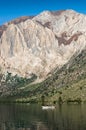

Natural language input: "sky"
[0,0,86,25]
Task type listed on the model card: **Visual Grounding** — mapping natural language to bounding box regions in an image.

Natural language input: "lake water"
[0,103,86,130]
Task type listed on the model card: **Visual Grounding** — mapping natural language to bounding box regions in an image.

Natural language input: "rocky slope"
[0,10,86,80]
[0,48,85,103]
[0,10,86,102]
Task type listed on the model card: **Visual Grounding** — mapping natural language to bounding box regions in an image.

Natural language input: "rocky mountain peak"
[0,10,86,81]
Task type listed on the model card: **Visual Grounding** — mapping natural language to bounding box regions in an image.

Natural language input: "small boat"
[42,106,55,110]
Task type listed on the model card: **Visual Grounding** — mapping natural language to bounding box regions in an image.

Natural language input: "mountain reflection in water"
[0,103,86,130]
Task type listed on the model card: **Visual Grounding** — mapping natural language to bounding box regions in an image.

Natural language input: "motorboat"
[42,106,55,110]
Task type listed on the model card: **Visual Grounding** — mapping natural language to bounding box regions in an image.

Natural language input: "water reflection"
[0,103,86,130]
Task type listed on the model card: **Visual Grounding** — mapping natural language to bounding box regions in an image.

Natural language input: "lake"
[0,103,86,130]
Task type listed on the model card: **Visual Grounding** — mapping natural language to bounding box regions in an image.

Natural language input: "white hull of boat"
[42,106,55,110]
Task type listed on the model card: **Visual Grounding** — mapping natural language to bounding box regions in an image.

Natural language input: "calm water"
[0,103,86,130]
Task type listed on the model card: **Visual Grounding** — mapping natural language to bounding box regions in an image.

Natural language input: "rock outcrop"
[0,10,86,80]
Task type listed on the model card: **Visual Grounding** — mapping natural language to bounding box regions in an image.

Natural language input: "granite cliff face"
[0,10,86,80]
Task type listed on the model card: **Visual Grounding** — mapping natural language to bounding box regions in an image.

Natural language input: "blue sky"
[0,0,86,25]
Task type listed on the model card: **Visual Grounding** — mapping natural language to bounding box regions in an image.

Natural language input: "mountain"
[0,10,86,102]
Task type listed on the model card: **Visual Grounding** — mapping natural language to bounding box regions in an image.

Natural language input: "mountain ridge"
[0,9,86,79]
[0,10,86,102]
